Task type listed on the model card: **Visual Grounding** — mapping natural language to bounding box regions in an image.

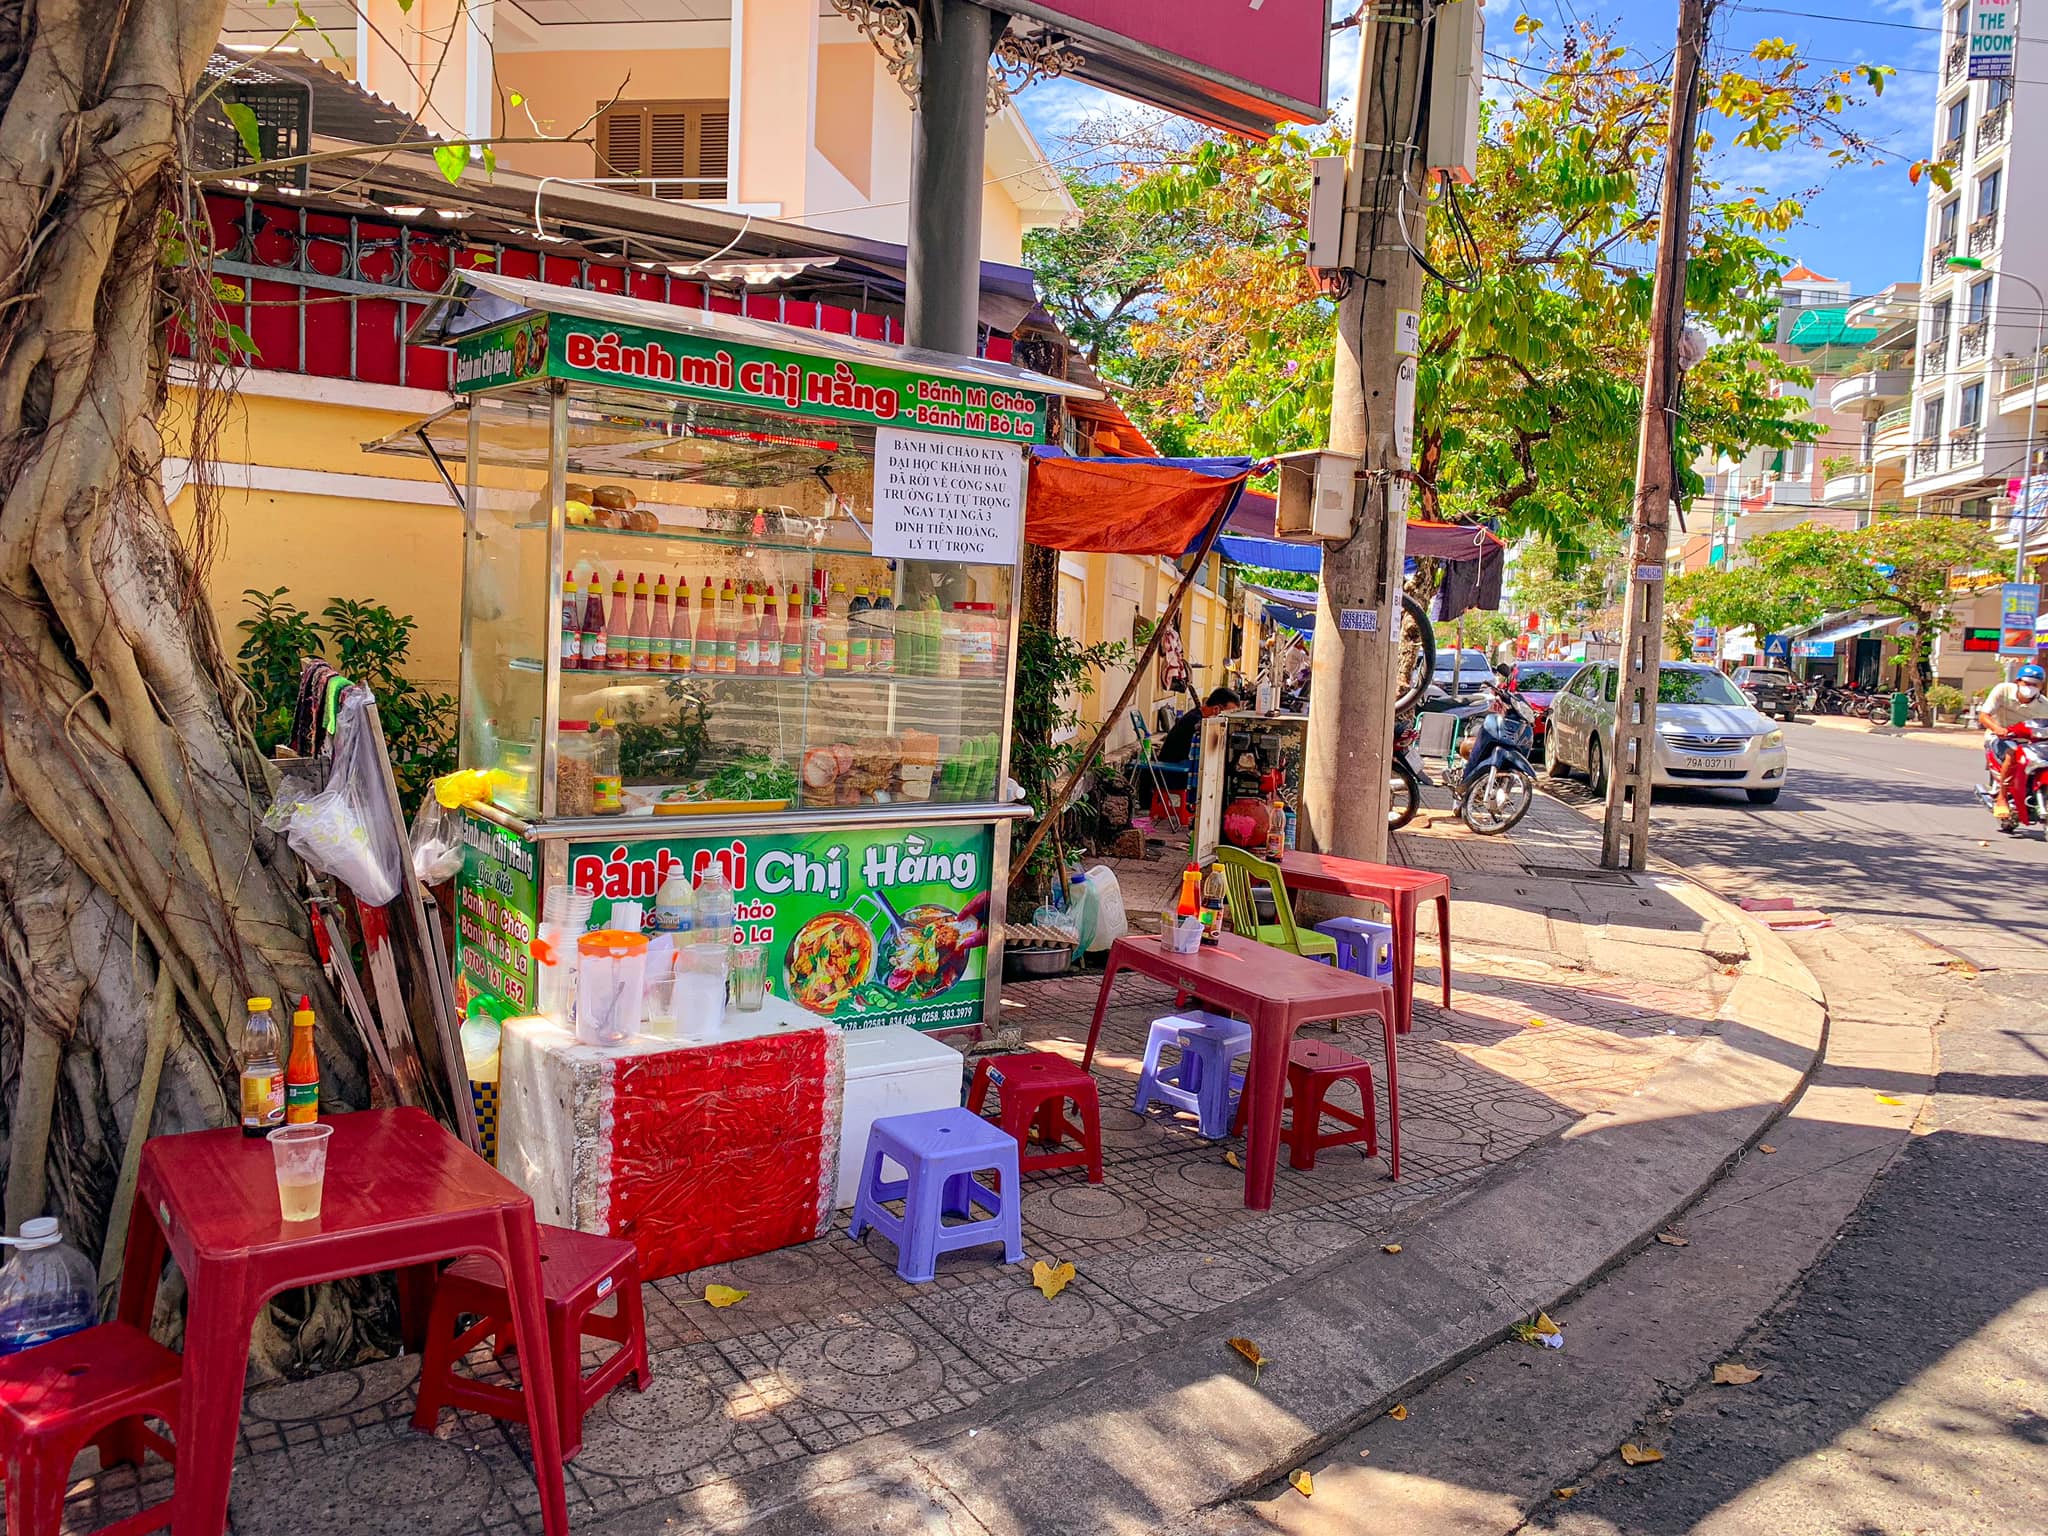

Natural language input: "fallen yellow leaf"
[1758,1144,1777,1155]
[1655,1231,1690,1247]
[1383,1243,1403,1254]
[1031,1260,1076,1300]
[1228,1336,1268,1384]
[1712,1362,1763,1385]
[703,1284,749,1309]
[1387,1403,1408,1421]
[1619,1443,1664,1466]
[1876,1093,1905,1106]
[1554,1487,1578,1500]
[1288,1469,1314,1498]
[1224,1150,1244,1170]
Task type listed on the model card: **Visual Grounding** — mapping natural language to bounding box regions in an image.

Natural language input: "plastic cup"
[267,1123,333,1222]
[729,944,768,1012]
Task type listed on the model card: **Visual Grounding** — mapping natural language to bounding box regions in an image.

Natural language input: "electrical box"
[1307,154,1346,271]
[1272,450,1359,540]
[1426,0,1485,184]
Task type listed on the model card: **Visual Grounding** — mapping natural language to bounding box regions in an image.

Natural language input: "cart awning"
[1024,449,1254,554]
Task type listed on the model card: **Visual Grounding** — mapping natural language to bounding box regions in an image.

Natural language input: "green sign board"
[451,312,1049,443]
[455,812,540,1019]
[568,822,994,1032]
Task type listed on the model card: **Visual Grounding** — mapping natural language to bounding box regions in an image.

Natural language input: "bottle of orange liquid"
[285,995,319,1124]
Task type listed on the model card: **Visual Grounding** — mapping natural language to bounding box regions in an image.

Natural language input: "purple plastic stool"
[1133,1012,1252,1139]
[1316,917,1396,981]
[847,1107,1025,1284]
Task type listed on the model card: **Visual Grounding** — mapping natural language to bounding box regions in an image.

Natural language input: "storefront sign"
[453,315,1051,444]
[456,814,538,1017]
[871,429,1024,565]
[568,822,995,1032]
[1970,0,2017,78]
[2001,582,2042,655]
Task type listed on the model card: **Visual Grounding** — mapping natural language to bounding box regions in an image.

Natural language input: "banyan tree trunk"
[0,0,374,1370]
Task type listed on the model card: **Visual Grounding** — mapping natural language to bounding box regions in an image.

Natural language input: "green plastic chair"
[1213,846,1337,962]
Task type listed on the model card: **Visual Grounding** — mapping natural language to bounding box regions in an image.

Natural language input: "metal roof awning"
[410,268,1100,402]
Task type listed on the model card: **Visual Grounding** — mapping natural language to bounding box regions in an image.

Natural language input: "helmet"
[2020,664,2046,684]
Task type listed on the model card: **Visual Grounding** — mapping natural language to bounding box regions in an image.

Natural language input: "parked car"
[1731,665,1804,721]
[1546,661,1790,804]
[1432,648,1495,698]
[1506,660,1578,757]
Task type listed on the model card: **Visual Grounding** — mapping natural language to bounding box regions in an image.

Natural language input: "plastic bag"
[282,689,404,906]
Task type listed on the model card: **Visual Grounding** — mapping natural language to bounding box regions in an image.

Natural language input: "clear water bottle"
[695,866,735,946]
[0,1218,96,1355]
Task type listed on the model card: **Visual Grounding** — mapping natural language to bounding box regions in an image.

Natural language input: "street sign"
[2002,582,2042,655]
[1003,0,1328,136]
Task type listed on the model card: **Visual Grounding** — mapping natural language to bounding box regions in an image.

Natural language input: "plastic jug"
[0,1218,96,1355]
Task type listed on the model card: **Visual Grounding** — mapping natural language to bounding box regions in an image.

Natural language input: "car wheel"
[1746,787,1781,805]
[1586,734,1607,795]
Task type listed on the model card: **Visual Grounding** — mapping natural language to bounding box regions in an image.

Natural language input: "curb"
[594,881,1830,1536]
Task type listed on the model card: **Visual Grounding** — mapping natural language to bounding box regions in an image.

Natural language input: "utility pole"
[1601,0,1709,870]
[904,0,994,353]
[1302,0,1431,867]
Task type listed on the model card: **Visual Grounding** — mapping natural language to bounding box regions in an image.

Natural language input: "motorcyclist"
[1978,662,2048,826]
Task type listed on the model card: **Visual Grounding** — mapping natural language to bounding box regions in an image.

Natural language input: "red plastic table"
[1279,850,1451,1036]
[115,1107,567,1536]
[1081,932,1399,1204]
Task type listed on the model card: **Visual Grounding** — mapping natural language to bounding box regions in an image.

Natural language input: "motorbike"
[1976,719,2048,834]
[1389,712,1422,830]
[1440,683,1538,835]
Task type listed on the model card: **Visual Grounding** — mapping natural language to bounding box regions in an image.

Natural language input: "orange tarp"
[1024,455,1250,555]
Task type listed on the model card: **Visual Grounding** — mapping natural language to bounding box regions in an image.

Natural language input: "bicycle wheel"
[1462,767,1533,835]
[1394,592,1437,713]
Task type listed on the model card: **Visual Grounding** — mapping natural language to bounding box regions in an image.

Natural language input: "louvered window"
[595,101,729,202]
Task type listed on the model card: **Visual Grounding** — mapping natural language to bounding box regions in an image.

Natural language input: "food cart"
[369,271,1094,1272]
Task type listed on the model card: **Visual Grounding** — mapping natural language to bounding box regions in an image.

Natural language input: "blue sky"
[1014,1,1952,305]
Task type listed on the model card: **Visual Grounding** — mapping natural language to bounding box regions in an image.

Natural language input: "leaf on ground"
[1229,1336,1268,1384]
[1382,1243,1403,1254]
[1758,1144,1778,1155]
[1224,1150,1243,1170]
[1288,1469,1314,1498]
[1655,1230,1690,1247]
[1031,1259,1077,1300]
[1713,1362,1763,1385]
[1619,1443,1664,1466]
[1387,1403,1408,1421]
[1876,1094,1906,1106]
[1553,1487,1578,1500]
[703,1284,749,1308]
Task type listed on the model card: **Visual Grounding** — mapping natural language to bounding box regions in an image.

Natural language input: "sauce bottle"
[285,995,319,1124]
[239,997,285,1138]
[759,583,782,674]
[717,579,738,674]
[739,583,761,674]
[693,576,716,673]
[627,573,652,671]
[781,587,804,675]
[649,575,671,672]
[605,570,631,671]
[847,586,872,673]
[580,576,608,671]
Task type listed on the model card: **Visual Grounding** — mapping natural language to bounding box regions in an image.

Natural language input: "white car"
[1546,661,1791,805]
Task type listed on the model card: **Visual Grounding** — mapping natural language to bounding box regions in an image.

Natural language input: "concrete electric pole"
[1301,1,1432,867]
[1600,0,1709,871]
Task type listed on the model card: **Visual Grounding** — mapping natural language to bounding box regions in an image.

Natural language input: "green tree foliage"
[1027,26,1887,561]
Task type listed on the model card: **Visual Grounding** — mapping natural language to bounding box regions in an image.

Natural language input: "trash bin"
[1889,690,1910,728]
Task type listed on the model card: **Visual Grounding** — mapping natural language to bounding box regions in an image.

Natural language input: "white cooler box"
[835,1024,966,1207]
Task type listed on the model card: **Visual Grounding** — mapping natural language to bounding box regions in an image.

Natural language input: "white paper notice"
[872,428,1024,565]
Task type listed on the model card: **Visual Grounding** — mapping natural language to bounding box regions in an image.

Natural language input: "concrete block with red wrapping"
[499,1009,844,1278]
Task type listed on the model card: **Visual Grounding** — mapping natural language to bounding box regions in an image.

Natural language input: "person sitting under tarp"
[1158,687,1238,767]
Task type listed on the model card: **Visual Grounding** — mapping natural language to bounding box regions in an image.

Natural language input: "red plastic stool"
[412,1223,651,1458]
[0,1323,179,1536]
[967,1050,1104,1182]
[1279,1039,1378,1171]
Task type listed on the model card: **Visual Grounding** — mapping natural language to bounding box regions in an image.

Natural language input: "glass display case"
[373,271,1092,1037]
